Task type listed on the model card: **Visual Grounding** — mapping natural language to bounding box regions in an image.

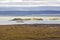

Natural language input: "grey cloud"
[0,6,60,11]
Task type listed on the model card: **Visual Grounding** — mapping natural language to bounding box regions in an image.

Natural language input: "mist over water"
[0,20,60,25]
[0,6,60,24]
[0,10,60,25]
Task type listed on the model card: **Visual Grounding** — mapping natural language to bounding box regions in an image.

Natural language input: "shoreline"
[0,24,60,26]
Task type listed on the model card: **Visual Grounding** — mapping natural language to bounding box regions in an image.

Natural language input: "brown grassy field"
[0,24,60,40]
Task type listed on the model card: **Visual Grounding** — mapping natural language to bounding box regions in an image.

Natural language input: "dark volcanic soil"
[1,24,60,27]
[41,37,60,40]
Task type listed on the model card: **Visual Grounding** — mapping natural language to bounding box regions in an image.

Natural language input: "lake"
[0,20,60,25]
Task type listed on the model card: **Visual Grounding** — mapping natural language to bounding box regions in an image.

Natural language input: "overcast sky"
[0,0,60,7]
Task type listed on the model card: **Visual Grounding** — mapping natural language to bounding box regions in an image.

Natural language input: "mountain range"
[0,10,60,16]
[0,6,60,16]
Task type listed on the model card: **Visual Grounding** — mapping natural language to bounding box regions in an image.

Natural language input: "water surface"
[0,20,60,25]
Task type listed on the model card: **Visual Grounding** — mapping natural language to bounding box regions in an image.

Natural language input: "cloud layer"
[0,0,60,7]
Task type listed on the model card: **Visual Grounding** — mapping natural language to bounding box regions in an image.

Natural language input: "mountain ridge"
[0,10,60,16]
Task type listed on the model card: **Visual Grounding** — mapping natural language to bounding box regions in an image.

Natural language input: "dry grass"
[0,24,60,40]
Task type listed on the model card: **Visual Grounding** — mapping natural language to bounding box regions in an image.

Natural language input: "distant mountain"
[0,10,60,16]
[0,6,60,16]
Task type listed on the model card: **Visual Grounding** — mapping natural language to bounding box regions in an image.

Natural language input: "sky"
[0,6,60,11]
[0,0,60,11]
[0,0,60,7]
[0,0,60,16]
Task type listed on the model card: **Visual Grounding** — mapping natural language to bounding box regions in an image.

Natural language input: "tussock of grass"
[0,24,60,40]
